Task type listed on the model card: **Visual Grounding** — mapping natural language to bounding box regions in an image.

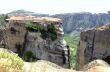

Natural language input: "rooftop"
[6,16,62,23]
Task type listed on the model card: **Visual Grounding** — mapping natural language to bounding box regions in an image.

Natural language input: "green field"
[64,34,80,68]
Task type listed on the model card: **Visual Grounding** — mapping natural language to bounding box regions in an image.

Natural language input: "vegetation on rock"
[40,29,48,39]
[25,22,43,31]
[25,22,58,41]
[23,51,36,62]
[0,15,8,25]
[64,35,80,68]
[47,24,57,41]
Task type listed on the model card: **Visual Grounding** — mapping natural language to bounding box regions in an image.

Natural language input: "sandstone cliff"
[75,24,110,70]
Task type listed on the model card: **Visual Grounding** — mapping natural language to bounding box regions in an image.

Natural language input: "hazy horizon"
[0,0,110,15]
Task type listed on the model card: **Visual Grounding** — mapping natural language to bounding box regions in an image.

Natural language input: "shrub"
[25,22,43,31]
[26,22,58,41]
[47,24,57,41]
[40,29,48,39]
[0,51,24,70]
[23,51,36,62]
[40,24,58,41]
[50,31,57,41]
[47,24,56,32]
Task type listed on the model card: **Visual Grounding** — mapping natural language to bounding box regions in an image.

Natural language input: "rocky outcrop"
[23,59,110,72]
[0,48,110,72]
[24,25,70,68]
[83,59,110,71]
[84,59,110,72]
[0,17,70,68]
[75,24,110,70]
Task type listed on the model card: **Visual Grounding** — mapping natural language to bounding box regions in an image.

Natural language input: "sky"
[0,0,110,15]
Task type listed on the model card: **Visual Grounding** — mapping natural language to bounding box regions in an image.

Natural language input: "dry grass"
[0,58,23,72]
[0,65,23,72]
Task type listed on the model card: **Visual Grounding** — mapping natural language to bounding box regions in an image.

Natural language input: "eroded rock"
[76,24,110,70]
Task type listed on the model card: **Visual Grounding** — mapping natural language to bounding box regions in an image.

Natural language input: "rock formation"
[0,47,110,72]
[84,59,110,72]
[83,59,110,71]
[24,24,70,68]
[75,24,110,70]
[0,16,70,68]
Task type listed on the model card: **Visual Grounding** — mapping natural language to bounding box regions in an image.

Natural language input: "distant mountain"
[7,9,49,17]
[52,12,110,35]
[8,9,34,14]
[7,9,34,16]
[7,10,110,35]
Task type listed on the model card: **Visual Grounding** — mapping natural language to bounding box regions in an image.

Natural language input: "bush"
[26,23,58,41]
[50,32,57,41]
[40,29,48,39]
[25,22,43,31]
[0,51,24,70]
[47,24,57,41]
[40,24,58,41]
[23,51,36,62]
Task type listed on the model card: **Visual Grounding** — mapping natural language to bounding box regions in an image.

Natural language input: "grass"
[64,34,80,68]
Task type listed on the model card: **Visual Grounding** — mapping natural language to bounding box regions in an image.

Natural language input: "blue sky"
[0,0,110,15]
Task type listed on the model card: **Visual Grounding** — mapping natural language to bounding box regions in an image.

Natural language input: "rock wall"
[5,23,27,54]
[0,22,70,68]
[24,25,70,68]
[76,24,110,70]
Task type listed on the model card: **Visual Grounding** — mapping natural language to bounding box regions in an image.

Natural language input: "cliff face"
[24,24,70,68]
[0,20,70,68]
[76,24,110,70]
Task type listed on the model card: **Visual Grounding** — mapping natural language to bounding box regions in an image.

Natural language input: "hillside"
[8,9,49,17]
[53,12,110,35]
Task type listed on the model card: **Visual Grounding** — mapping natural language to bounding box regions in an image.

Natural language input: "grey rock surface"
[76,24,110,70]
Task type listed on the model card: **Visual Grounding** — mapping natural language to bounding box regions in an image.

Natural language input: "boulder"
[83,59,109,71]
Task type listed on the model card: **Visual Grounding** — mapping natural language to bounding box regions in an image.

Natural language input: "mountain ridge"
[6,10,110,35]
